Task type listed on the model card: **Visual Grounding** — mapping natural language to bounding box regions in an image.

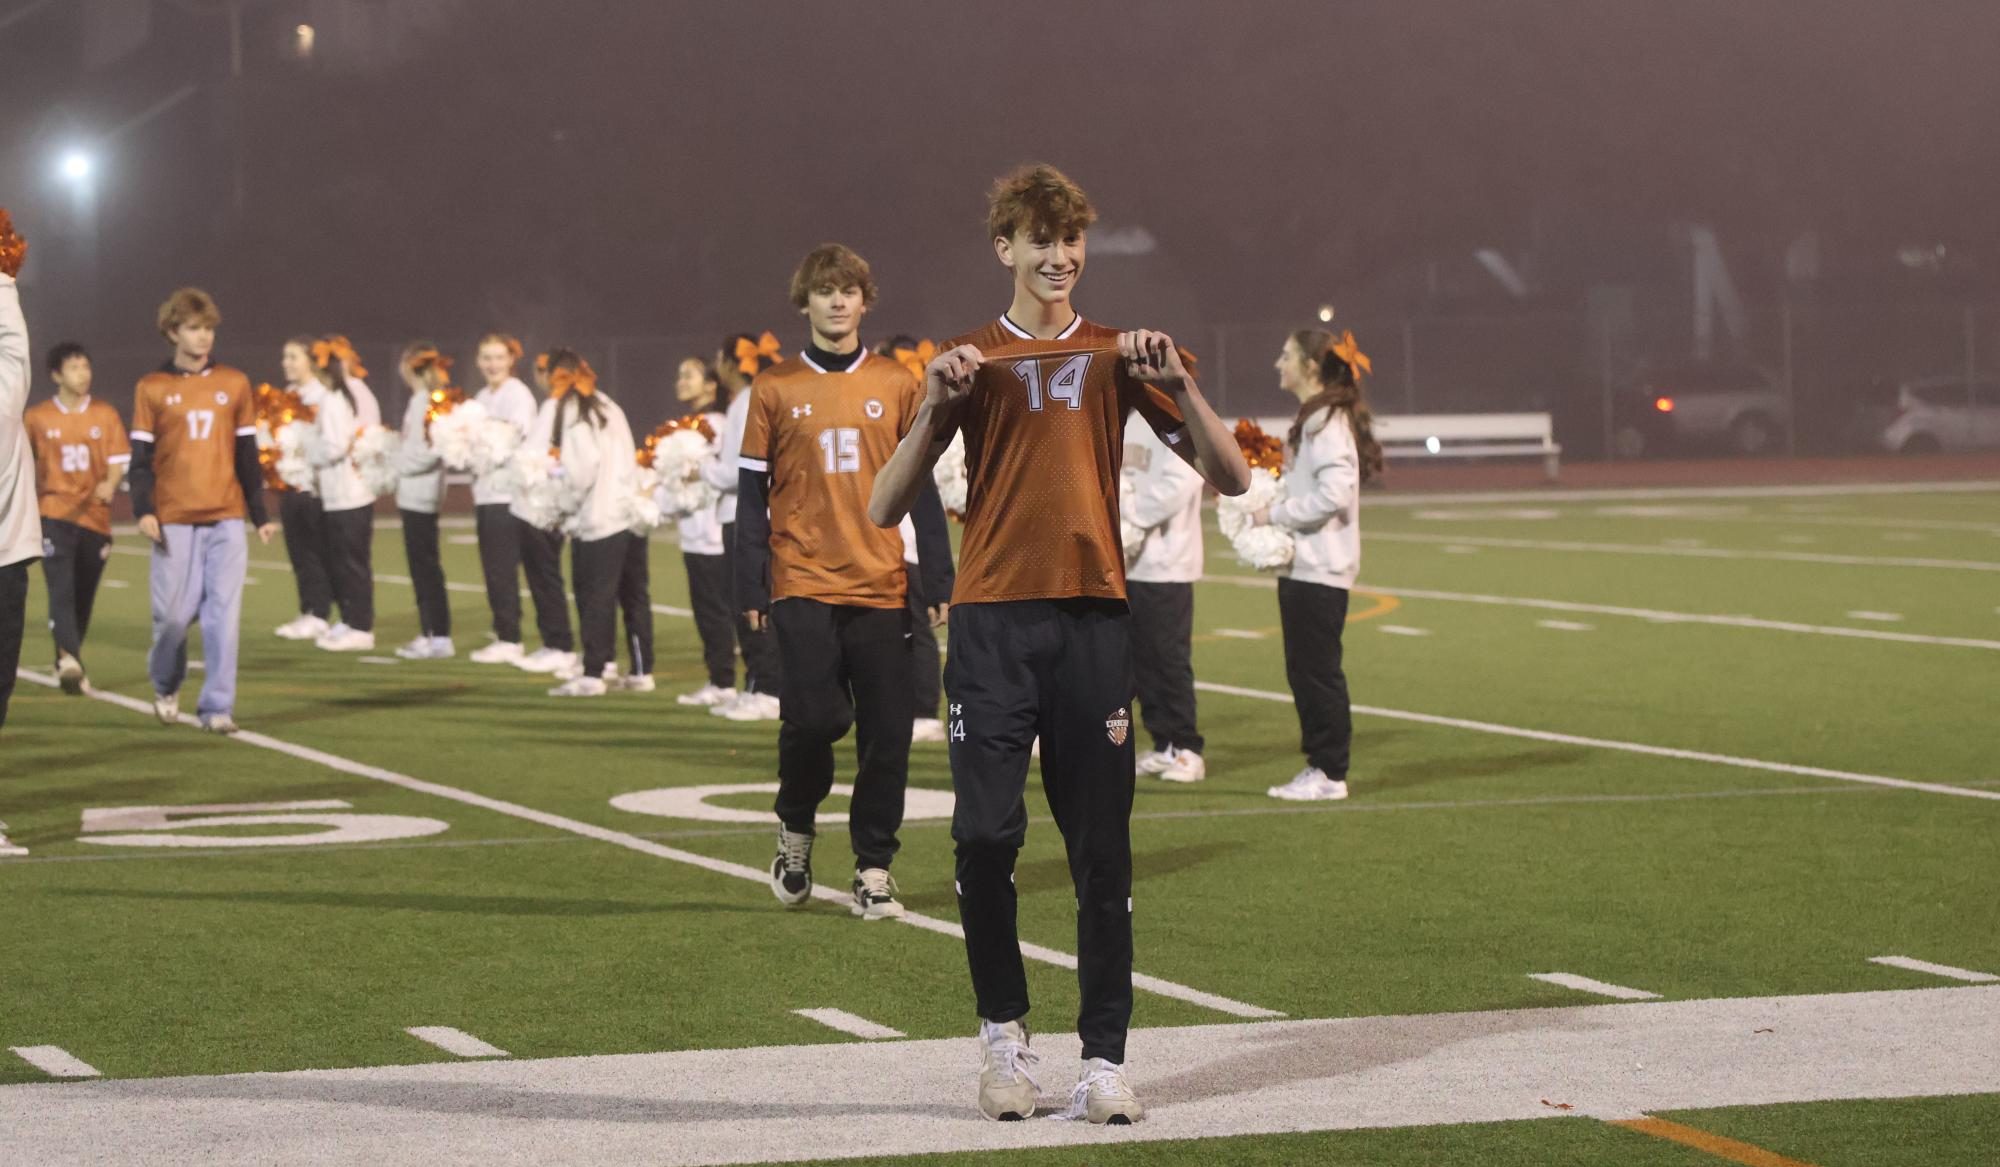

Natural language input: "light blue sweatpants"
[148,520,247,718]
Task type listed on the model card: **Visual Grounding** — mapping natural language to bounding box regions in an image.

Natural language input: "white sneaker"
[426,636,456,659]
[56,651,85,697]
[470,639,525,665]
[1061,1058,1144,1125]
[851,868,906,920]
[394,637,433,660]
[1159,748,1207,784]
[515,647,578,675]
[200,713,240,735]
[621,674,656,693]
[719,692,782,721]
[548,676,608,698]
[552,656,589,683]
[977,1020,1041,1121]
[153,691,180,726]
[1136,748,1174,775]
[770,825,815,905]
[1267,766,1349,801]
[678,683,736,707]
[275,614,329,641]
[315,625,376,652]
[0,832,26,858]
[912,717,947,743]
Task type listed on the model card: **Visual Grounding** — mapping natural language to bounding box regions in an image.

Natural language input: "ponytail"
[1285,327,1384,484]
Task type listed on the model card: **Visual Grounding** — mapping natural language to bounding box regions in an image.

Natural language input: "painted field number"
[79,800,450,848]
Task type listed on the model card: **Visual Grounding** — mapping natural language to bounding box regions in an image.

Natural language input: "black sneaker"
[851,867,906,920]
[770,825,814,906]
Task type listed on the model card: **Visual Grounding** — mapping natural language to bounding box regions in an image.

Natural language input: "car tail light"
[1654,396,1675,413]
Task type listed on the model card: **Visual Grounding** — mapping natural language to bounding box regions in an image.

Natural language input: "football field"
[4,479,1999,1165]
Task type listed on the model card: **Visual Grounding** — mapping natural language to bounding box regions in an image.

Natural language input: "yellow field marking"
[1611,1116,1822,1167]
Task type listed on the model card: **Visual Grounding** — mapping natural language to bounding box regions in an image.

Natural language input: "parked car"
[1610,362,1793,459]
[1879,376,2000,454]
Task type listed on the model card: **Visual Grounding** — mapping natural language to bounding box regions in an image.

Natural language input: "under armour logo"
[791,403,813,418]
[166,394,182,405]
[950,704,962,716]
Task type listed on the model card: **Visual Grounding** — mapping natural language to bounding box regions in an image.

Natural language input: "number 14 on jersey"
[1013,354,1093,413]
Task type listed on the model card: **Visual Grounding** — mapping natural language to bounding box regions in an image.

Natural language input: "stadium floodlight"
[58,150,94,183]
[1317,305,1335,324]
[295,24,316,58]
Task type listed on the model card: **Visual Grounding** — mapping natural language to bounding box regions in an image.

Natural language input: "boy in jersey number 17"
[870,165,1250,1124]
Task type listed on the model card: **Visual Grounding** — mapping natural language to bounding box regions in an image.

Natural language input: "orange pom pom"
[1233,418,1286,472]
[636,412,718,468]
[0,208,26,279]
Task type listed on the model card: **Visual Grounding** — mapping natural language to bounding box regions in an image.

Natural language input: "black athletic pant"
[684,551,735,688]
[321,504,375,633]
[770,598,913,871]
[475,503,523,643]
[518,515,574,651]
[571,533,626,680]
[1128,580,1203,755]
[0,559,29,731]
[722,521,782,697]
[619,533,654,678]
[947,598,1136,1064]
[278,490,332,619]
[1277,578,1352,778]
[398,509,451,639]
[39,519,109,663]
[907,565,942,719]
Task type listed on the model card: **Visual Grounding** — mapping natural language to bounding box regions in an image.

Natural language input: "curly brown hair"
[157,287,221,340]
[788,244,879,310]
[987,163,1097,242]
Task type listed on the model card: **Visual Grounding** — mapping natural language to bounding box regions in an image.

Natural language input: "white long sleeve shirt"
[677,408,727,555]
[706,388,750,526]
[395,391,443,514]
[1271,407,1361,590]
[348,376,382,430]
[307,382,375,512]
[473,376,538,506]
[1123,417,1206,584]
[530,393,637,543]
[0,276,39,568]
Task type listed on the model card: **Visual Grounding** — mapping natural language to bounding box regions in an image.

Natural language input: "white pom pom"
[933,431,967,514]
[1232,525,1295,571]
[273,420,315,492]
[650,429,720,518]
[1216,467,1295,571]
[625,465,666,535]
[506,445,580,532]
[352,424,402,497]
[429,398,491,473]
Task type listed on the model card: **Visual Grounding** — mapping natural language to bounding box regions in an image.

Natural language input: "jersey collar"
[999,313,1083,341]
[799,348,869,375]
[54,394,91,414]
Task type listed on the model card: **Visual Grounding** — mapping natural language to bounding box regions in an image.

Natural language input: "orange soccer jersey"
[948,317,1188,606]
[740,349,923,608]
[131,364,257,525]
[25,396,131,536]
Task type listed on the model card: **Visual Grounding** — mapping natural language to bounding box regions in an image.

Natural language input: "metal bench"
[1252,412,1562,481]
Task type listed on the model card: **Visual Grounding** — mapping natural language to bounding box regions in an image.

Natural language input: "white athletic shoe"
[678,683,736,707]
[153,691,180,726]
[1267,766,1349,801]
[851,868,906,920]
[0,830,26,858]
[470,639,525,665]
[548,676,608,698]
[977,1020,1041,1121]
[315,625,375,652]
[425,636,456,659]
[1136,748,1175,775]
[770,825,815,905]
[1159,748,1207,784]
[621,674,656,693]
[1061,1058,1144,1125]
[719,692,782,721]
[515,647,577,675]
[552,657,589,683]
[394,637,433,660]
[911,717,947,743]
[199,713,240,735]
[274,614,329,641]
[56,652,85,697]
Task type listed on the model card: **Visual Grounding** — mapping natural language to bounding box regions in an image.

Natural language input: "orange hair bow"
[1329,330,1371,379]
[734,331,783,376]
[0,208,25,279]
[405,348,454,379]
[890,339,938,381]
[549,361,599,399]
[312,336,369,380]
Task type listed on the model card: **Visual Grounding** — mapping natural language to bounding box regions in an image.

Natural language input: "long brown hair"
[1286,328,1384,484]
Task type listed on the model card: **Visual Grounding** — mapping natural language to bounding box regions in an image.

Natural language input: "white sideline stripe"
[1191,679,2000,803]
[1527,972,1661,1001]
[791,1009,905,1040]
[1536,620,1594,632]
[1379,625,1431,637]
[1366,531,2000,572]
[1200,576,2000,652]
[1846,611,1904,623]
[1869,956,2000,984]
[10,1046,100,1079]
[1211,628,1266,640]
[1366,479,2000,507]
[12,672,1281,1022]
[405,1027,509,1059]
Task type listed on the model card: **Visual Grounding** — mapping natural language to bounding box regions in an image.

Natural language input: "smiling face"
[675,357,716,405]
[281,342,313,386]
[1276,337,1318,401]
[476,341,514,388]
[804,283,867,349]
[997,227,1086,309]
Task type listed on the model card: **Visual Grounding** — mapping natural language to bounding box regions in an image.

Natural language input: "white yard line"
[12,671,1281,1022]
[1845,611,1904,623]
[1869,956,2000,984]
[9,1046,101,1079]
[791,1009,905,1040]
[1379,625,1432,637]
[1211,628,1267,640]
[405,1027,509,1059]
[1192,679,2000,803]
[1364,531,2000,572]
[1365,480,2000,507]
[4,987,1996,1164]
[1527,972,1661,1001]
[1536,620,1595,632]
[1201,576,2000,652]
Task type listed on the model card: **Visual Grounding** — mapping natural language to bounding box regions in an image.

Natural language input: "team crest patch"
[214,390,229,404]
[89,426,102,439]
[1105,707,1131,747]
[864,399,884,419]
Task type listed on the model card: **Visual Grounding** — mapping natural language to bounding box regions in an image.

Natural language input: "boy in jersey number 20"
[870,165,1250,1124]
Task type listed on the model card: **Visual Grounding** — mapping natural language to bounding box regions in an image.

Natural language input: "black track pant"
[475,503,523,643]
[571,533,626,679]
[518,515,573,651]
[279,490,332,619]
[684,551,735,688]
[0,559,29,731]
[947,598,1135,1064]
[722,521,782,696]
[39,519,109,663]
[619,533,654,677]
[1127,580,1202,754]
[321,504,375,633]
[398,510,451,639]
[907,570,942,719]
[770,597,913,870]
[1277,578,1352,777]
